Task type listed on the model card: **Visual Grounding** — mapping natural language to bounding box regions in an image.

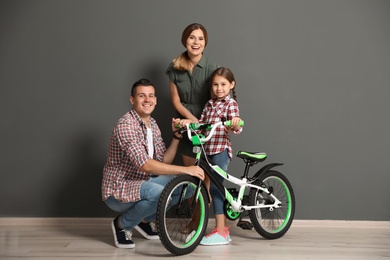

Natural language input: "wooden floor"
[1,218,389,260]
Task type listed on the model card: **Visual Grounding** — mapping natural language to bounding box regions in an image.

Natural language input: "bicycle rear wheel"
[156,175,209,256]
[248,170,295,239]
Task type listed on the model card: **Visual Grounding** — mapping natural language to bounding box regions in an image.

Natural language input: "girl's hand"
[229,117,242,131]
[231,117,241,126]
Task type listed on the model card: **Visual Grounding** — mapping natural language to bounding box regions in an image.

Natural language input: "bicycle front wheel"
[156,175,209,256]
[248,170,295,239]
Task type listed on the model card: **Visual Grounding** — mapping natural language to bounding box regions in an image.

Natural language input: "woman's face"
[185,29,205,57]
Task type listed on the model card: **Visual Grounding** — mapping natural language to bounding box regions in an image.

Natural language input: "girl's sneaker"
[200,227,231,246]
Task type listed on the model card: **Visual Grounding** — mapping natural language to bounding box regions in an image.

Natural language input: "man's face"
[130,85,157,119]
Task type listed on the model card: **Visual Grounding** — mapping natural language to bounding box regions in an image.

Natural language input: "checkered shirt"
[199,95,242,159]
[101,110,166,202]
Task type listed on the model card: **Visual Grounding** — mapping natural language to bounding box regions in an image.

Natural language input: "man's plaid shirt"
[101,110,166,202]
[199,95,242,159]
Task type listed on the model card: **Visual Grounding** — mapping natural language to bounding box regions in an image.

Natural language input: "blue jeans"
[105,175,175,230]
[208,149,230,215]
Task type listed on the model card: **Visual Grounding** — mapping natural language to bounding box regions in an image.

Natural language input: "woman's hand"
[173,118,194,128]
[172,118,181,132]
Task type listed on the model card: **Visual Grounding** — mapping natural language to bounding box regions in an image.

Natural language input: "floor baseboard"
[0,217,389,228]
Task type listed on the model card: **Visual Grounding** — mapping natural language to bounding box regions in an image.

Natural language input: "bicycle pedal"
[237,220,253,230]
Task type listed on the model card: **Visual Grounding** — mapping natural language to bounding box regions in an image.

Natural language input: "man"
[102,78,204,249]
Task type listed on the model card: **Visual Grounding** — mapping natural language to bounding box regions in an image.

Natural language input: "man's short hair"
[131,78,155,97]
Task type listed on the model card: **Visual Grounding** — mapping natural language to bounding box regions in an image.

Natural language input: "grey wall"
[1,0,389,220]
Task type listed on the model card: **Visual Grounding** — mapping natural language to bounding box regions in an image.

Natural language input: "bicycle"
[156,119,295,255]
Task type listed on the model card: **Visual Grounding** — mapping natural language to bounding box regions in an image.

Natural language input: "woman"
[166,23,218,166]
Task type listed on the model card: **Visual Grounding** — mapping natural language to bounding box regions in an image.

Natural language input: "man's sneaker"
[134,221,159,240]
[200,228,231,246]
[111,216,135,249]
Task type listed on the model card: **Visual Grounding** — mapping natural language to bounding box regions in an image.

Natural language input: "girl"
[178,67,243,246]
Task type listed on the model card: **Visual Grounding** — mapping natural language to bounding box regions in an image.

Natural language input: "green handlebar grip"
[225,120,244,127]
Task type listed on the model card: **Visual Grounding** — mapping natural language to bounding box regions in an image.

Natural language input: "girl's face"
[185,29,205,57]
[211,75,235,100]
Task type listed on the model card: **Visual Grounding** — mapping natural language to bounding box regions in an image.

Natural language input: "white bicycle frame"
[185,121,282,213]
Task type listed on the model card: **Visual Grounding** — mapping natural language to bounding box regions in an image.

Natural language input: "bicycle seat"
[236,151,267,162]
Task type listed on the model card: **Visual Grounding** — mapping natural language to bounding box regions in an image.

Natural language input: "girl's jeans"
[208,149,230,215]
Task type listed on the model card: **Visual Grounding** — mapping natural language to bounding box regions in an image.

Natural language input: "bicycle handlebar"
[182,120,244,144]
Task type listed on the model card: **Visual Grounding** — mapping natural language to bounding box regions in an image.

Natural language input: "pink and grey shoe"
[200,227,231,246]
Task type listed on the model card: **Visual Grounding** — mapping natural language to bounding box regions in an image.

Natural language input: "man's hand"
[185,166,205,180]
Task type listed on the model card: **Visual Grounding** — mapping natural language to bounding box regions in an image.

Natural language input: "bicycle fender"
[253,163,283,180]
